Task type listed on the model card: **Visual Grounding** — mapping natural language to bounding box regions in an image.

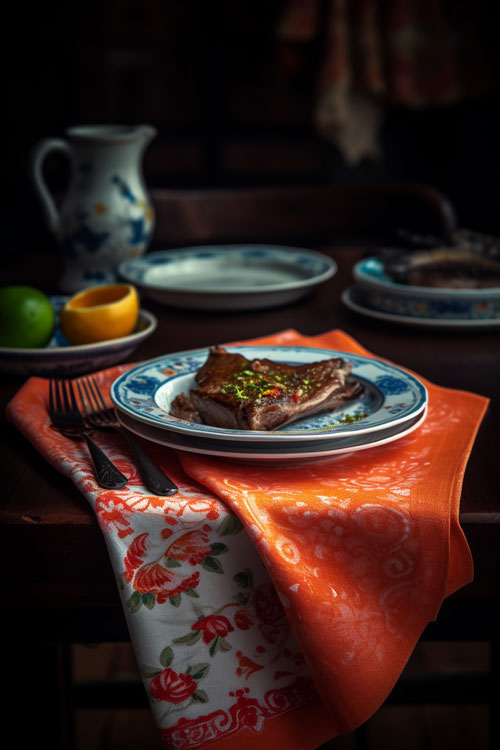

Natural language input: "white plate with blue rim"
[110,345,427,444]
[0,297,157,377]
[116,406,427,461]
[342,287,500,329]
[352,256,500,321]
[117,245,337,310]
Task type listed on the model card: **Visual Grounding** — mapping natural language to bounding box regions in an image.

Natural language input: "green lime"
[0,285,56,348]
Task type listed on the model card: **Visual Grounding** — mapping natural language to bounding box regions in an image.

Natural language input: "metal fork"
[77,376,178,496]
[49,378,128,490]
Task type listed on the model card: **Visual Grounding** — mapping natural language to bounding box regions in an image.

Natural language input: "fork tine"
[48,378,55,419]
[82,376,108,416]
[79,376,105,422]
[76,378,93,418]
[48,379,68,426]
[86,376,114,426]
[89,376,108,411]
[62,378,85,428]
[68,379,80,415]
[60,377,72,414]
[55,378,65,415]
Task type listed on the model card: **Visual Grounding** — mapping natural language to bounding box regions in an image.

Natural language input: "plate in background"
[342,287,500,329]
[117,245,336,310]
[352,256,500,321]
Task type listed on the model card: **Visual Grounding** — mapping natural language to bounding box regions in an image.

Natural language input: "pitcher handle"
[31,138,72,236]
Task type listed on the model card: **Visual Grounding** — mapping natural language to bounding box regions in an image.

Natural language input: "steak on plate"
[170,346,363,431]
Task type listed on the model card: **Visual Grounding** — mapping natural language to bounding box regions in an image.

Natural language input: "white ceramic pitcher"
[31,124,157,292]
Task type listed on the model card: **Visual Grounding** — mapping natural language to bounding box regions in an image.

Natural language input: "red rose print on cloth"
[133,562,200,604]
[252,583,286,625]
[122,521,232,612]
[192,614,234,644]
[150,667,198,704]
[124,531,148,581]
[165,530,212,565]
[234,610,252,630]
[251,583,290,645]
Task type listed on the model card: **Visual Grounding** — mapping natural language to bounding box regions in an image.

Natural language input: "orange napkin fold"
[176,328,487,734]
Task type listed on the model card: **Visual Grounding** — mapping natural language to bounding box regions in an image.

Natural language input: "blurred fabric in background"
[277,0,500,164]
[3,0,500,261]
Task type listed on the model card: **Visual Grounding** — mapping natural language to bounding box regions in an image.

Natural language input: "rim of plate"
[110,345,427,442]
[0,308,157,360]
[342,288,500,329]
[118,409,425,454]
[353,256,500,298]
[117,406,427,461]
[117,245,337,295]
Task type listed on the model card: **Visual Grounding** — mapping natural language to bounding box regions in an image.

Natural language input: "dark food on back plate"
[170,346,363,431]
[384,248,500,289]
[383,229,500,290]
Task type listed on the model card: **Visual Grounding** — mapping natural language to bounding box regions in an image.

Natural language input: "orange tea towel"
[176,328,486,733]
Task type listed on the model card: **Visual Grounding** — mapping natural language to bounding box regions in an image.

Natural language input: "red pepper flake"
[262,386,280,397]
[292,391,300,403]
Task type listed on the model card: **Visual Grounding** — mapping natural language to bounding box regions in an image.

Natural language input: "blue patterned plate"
[117,245,336,310]
[110,345,427,443]
[353,256,500,320]
[342,287,500,329]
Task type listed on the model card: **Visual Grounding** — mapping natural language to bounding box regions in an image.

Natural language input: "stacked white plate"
[110,346,427,462]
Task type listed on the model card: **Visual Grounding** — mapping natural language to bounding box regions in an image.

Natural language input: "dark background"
[4,0,500,263]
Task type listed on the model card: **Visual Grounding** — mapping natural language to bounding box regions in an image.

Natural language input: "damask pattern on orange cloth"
[180,328,487,732]
[6,328,488,748]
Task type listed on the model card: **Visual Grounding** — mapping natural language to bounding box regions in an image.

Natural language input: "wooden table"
[1,244,499,746]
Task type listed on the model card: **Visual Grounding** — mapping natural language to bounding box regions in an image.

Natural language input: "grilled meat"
[170,346,363,430]
[169,391,202,423]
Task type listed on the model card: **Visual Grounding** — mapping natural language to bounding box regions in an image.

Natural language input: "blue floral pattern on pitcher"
[31,124,157,292]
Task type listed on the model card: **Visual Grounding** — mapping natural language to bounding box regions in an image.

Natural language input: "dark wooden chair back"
[151,182,458,248]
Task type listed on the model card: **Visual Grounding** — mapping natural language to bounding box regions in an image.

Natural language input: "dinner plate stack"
[343,256,500,329]
[110,346,428,462]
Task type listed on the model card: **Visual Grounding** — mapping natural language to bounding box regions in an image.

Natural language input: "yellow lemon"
[0,285,56,348]
[60,284,140,345]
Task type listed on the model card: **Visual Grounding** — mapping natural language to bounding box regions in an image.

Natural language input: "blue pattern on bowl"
[353,257,500,320]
